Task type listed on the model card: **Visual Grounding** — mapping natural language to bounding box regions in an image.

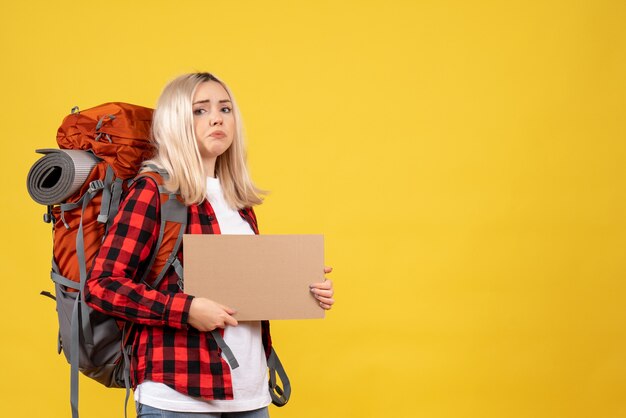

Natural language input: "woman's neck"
[203,156,217,178]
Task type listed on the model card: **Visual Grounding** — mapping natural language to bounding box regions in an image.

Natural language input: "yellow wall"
[1,1,625,417]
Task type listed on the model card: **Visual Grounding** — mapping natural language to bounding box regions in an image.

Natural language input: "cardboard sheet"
[183,234,325,321]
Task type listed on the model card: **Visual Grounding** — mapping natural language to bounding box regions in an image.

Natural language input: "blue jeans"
[135,403,269,418]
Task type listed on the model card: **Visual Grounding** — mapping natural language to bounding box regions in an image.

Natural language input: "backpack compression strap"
[48,177,109,418]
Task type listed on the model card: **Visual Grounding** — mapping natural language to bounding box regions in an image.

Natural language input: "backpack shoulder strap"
[116,168,186,418]
[132,169,241,371]
[134,169,187,289]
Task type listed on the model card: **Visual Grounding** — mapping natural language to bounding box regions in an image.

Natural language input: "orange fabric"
[51,103,169,287]
[52,165,107,283]
[56,102,155,179]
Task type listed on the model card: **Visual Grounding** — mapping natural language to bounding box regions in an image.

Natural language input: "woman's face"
[192,81,235,160]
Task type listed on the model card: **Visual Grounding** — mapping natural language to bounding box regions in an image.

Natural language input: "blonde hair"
[143,73,265,209]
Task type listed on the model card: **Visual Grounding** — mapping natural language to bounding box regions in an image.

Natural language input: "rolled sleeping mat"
[27,149,100,205]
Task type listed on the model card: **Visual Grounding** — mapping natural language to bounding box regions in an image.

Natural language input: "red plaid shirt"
[85,177,272,400]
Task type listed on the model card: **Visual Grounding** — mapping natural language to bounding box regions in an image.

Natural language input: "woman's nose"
[209,112,223,126]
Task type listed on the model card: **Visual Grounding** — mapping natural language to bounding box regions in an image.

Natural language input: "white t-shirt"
[134,176,270,412]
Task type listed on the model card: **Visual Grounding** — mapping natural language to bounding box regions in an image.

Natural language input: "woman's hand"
[309,266,335,310]
[188,297,238,331]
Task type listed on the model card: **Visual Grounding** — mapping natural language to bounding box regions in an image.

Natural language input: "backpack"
[27,102,290,417]
[27,103,187,418]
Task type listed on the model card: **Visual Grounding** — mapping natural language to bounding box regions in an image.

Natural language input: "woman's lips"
[209,131,226,138]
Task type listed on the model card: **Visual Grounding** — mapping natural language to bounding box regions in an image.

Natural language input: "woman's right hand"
[187,297,238,331]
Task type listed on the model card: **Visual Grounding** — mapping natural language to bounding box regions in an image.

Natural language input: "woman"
[85,72,335,417]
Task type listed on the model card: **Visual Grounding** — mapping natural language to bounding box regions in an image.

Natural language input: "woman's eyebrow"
[193,99,232,105]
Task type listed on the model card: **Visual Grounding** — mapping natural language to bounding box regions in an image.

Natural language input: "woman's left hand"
[310,266,335,310]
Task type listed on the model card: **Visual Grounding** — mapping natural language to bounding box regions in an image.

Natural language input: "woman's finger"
[318,300,333,310]
[315,295,335,305]
[310,288,334,298]
[310,279,333,290]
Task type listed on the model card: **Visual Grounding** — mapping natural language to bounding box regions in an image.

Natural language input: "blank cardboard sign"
[183,234,325,321]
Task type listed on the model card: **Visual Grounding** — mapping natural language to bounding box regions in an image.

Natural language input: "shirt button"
[207,216,214,222]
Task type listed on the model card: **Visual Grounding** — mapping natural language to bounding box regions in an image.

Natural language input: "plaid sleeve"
[85,177,193,329]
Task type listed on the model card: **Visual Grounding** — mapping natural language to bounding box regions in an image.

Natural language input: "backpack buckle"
[88,180,105,194]
[95,115,115,143]
[95,132,112,143]
[43,205,53,223]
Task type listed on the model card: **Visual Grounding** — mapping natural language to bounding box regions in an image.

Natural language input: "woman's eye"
[221,107,232,113]
[193,108,206,116]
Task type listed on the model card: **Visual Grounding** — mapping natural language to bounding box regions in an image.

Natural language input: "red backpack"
[27,103,190,418]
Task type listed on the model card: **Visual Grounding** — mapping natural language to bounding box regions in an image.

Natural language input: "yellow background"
[1,1,625,417]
